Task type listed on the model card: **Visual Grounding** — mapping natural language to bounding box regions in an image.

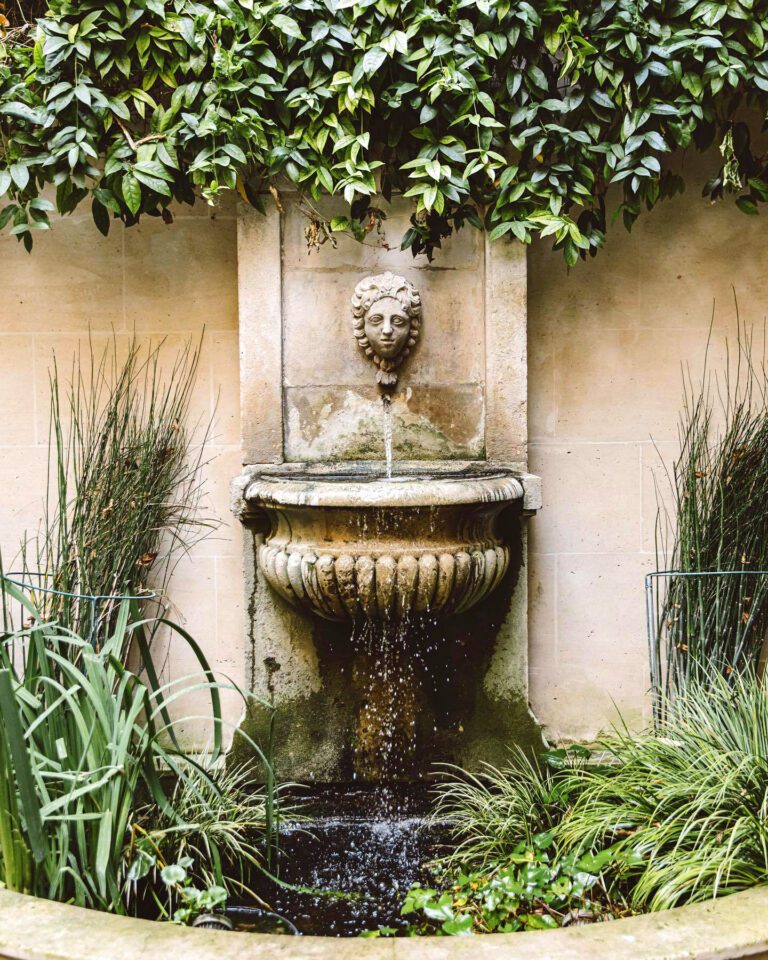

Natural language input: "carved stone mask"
[352,272,421,390]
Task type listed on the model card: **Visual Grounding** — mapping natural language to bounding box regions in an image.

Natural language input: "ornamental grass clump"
[557,672,768,912]
[20,335,213,646]
[128,759,284,917]
[423,673,768,932]
[430,746,588,872]
[0,577,278,916]
[651,323,768,710]
[403,749,625,934]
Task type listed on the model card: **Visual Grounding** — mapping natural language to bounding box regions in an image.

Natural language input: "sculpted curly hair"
[351,272,421,387]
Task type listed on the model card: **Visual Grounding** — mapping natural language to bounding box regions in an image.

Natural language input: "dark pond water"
[244,784,447,937]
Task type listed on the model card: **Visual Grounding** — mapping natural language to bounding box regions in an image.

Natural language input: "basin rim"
[244,463,526,509]
[0,886,767,960]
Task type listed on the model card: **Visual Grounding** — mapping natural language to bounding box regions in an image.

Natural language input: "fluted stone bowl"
[242,465,525,622]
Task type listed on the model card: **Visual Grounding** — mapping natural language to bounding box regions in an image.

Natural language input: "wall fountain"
[233,197,541,784]
[244,272,526,623]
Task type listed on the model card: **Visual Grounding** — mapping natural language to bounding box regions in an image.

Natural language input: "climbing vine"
[2,0,768,261]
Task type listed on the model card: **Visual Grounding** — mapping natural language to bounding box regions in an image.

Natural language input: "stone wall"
[2,150,765,746]
[527,150,766,741]
[0,197,245,746]
[238,195,526,467]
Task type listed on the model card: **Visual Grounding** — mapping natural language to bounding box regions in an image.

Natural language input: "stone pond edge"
[0,886,767,960]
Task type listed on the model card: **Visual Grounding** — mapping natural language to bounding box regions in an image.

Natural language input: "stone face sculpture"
[352,272,421,390]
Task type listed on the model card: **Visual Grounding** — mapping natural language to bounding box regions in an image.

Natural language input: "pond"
[247,784,446,937]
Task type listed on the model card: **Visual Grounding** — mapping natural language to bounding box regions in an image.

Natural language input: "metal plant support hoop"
[1,572,157,650]
[645,569,768,723]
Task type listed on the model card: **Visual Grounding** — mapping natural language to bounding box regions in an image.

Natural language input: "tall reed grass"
[652,320,768,710]
[20,335,213,646]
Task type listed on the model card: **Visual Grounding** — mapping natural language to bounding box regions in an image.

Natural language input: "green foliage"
[652,322,768,710]
[400,833,623,935]
[0,580,267,913]
[18,336,214,649]
[127,758,283,915]
[422,671,768,932]
[393,747,626,937]
[2,0,768,260]
[159,855,227,924]
[430,746,589,871]
[558,672,768,911]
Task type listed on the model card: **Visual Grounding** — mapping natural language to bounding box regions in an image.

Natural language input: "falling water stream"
[258,616,445,936]
[382,395,394,479]
[247,399,449,936]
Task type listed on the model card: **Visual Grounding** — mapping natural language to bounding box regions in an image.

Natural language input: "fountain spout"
[352,272,421,393]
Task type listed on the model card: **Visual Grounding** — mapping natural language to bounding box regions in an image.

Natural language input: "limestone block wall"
[527,150,765,741]
[1,149,766,747]
[0,197,245,746]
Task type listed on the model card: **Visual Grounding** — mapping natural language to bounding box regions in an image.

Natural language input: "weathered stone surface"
[284,384,484,461]
[281,265,485,390]
[243,467,523,621]
[0,878,767,959]
[351,272,422,391]
[238,203,283,464]
[234,195,538,776]
[485,231,528,467]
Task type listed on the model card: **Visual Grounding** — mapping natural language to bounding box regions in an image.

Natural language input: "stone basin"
[241,464,529,622]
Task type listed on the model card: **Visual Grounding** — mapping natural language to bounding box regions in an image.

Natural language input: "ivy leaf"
[423,893,455,923]
[222,144,247,164]
[0,102,50,126]
[156,142,179,169]
[362,46,387,76]
[316,167,334,192]
[0,204,17,230]
[91,197,110,236]
[160,863,187,886]
[476,91,495,115]
[745,20,764,47]
[93,188,120,213]
[10,164,29,191]
[591,89,615,109]
[488,222,514,240]
[736,196,759,215]
[134,161,174,182]
[441,915,474,936]
[272,14,304,40]
[527,65,548,91]
[646,131,669,152]
[122,173,141,214]
[133,171,172,196]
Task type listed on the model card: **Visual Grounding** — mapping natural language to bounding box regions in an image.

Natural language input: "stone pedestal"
[232,196,541,780]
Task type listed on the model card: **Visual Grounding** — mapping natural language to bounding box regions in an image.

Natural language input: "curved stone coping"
[245,463,525,509]
[0,887,767,960]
